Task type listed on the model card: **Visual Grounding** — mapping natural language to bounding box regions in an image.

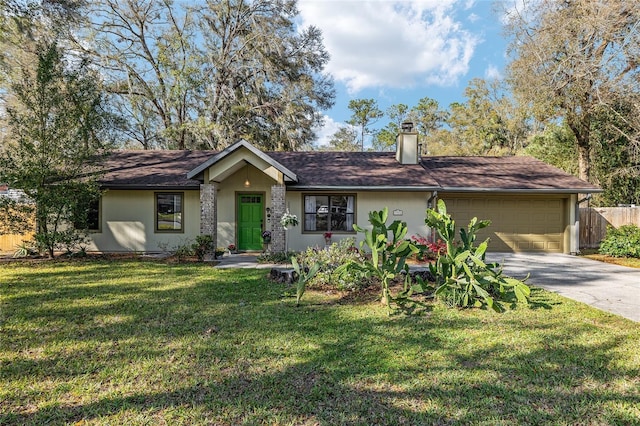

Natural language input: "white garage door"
[439,195,566,253]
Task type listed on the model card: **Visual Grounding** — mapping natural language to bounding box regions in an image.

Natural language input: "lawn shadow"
[2,261,640,425]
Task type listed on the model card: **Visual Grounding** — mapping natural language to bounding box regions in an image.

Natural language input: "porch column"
[270,184,286,253]
[200,183,218,248]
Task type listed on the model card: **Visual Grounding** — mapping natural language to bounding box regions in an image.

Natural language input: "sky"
[296,0,510,147]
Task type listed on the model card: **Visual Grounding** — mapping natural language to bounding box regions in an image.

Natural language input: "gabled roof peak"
[187,139,298,183]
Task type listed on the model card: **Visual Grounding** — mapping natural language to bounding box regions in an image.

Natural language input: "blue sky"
[296,0,510,147]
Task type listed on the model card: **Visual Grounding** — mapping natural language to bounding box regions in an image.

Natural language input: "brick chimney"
[396,121,419,165]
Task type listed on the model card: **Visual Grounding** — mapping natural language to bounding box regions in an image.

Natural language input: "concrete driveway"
[488,253,640,322]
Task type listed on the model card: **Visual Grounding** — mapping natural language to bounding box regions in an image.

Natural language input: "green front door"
[237,194,264,251]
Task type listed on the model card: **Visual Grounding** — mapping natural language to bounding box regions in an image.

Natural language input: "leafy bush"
[33,229,89,257]
[193,235,214,261]
[13,240,37,258]
[599,224,640,258]
[410,234,446,261]
[296,238,371,291]
[425,200,530,311]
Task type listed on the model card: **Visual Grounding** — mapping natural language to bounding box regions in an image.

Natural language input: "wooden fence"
[0,232,33,254]
[0,205,35,254]
[580,206,640,249]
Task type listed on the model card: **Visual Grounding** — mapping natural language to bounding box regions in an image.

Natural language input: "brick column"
[270,185,286,253]
[200,183,218,248]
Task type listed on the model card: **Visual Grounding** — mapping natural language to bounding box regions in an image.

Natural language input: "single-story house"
[85,129,600,254]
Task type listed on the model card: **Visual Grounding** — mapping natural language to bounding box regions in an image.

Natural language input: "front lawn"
[1,260,639,425]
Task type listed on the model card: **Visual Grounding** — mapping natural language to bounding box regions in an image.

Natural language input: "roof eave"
[438,187,603,194]
[286,185,440,192]
[100,184,202,191]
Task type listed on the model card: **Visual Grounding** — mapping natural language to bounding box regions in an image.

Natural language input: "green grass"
[1,260,639,425]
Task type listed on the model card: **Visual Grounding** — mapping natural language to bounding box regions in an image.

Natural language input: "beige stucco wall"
[87,189,200,253]
[280,191,433,252]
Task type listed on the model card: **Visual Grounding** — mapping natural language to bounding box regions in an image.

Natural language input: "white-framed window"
[303,194,355,233]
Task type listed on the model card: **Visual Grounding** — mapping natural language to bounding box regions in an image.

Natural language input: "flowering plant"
[227,244,236,251]
[280,211,299,230]
[261,230,272,239]
[323,232,332,239]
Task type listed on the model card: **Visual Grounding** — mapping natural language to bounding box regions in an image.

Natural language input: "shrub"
[193,235,214,261]
[296,238,371,291]
[599,224,640,258]
[425,199,530,311]
[410,234,446,261]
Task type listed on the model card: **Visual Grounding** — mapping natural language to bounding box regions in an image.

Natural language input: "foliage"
[324,126,359,151]
[295,238,371,291]
[425,200,530,311]
[590,103,640,206]
[442,78,529,155]
[524,123,579,176]
[193,235,214,261]
[88,0,335,150]
[371,103,409,151]
[12,240,37,258]
[280,211,299,230]
[599,225,640,258]
[0,197,33,236]
[0,43,114,257]
[410,234,446,261]
[174,244,195,262]
[337,207,420,310]
[504,0,640,182]
[291,256,322,305]
[346,98,384,151]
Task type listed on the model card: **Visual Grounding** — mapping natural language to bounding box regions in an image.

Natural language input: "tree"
[87,0,207,150]
[88,0,334,151]
[346,98,383,151]
[0,43,114,257]
[505,0,640,182]
[525,123,578,176]
[408,97,446,154]
[198,0,334,151]
[590,103,640,205]
[325,126,359,151]
[1,0,87,100]
[371,103,408,152]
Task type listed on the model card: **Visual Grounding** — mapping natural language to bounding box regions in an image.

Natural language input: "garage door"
[439,195,566,253]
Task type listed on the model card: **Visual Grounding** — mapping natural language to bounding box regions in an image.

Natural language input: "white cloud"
[298,0,479,93]
[484,64,502,80]
[313,115,343,147]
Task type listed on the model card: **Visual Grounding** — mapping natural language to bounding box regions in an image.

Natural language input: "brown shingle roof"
[269,151,439,188]
[423,156,600,192]
[97,149,600,193]
[98,150,214,189]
